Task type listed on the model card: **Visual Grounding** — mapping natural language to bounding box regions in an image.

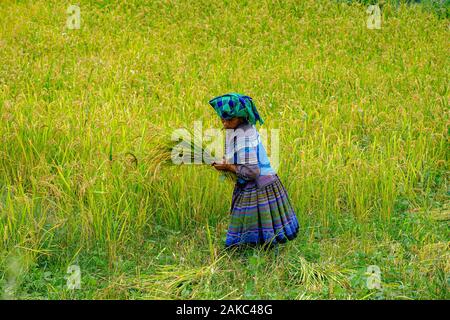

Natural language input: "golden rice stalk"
[148,127,236,182]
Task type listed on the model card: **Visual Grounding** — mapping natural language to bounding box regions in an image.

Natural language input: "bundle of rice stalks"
[146,126,235,182]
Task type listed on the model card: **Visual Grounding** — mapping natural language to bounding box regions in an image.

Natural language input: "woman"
[209,93,299,249]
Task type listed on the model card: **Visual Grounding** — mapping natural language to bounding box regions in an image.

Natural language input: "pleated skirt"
[225,175,299,248]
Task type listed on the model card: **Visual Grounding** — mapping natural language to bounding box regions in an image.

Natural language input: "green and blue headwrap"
[208,93,264,125]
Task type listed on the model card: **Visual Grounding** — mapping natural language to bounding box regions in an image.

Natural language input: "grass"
[0,0,448,299]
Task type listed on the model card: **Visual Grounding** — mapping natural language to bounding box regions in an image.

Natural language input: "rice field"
[0,0,448,299]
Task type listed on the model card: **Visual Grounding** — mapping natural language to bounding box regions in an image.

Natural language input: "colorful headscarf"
[208,93,264,125]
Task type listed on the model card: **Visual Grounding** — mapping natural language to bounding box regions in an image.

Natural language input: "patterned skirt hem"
[224,224,299,250]
[224,176,300,248]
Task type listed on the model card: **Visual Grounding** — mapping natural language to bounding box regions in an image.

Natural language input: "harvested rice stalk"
[148,127,235,182]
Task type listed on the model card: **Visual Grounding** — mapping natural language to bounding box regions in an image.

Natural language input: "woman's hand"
[212,159,237,173]
[212,162,229,171]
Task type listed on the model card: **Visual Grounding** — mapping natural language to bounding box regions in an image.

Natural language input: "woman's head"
[208,93,264,126]
[221,117,245,129]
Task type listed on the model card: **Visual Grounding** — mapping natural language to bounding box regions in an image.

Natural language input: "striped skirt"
[225,175,299,248]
